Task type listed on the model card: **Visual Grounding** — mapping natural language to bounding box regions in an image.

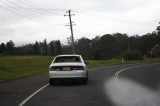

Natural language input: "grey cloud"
[0,27,15,36]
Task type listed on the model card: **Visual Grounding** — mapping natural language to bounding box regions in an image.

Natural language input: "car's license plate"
[63,67,70,71]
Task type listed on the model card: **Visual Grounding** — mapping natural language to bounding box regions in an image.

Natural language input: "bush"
[121,49,143,60]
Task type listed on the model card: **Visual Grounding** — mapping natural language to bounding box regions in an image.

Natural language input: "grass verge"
[0,56,53,83]
[87,58,160,68]
[0,56,160,83]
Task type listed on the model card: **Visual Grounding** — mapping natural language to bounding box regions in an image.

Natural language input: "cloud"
[0,27,15,36]
[0,0,160,45]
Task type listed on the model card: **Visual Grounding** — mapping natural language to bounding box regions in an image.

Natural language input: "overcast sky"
[0,0,160,45]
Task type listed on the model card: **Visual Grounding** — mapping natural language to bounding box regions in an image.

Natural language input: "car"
[49,54,88,85]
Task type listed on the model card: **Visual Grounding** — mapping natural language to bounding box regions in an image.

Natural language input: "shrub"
[121,49,143,60]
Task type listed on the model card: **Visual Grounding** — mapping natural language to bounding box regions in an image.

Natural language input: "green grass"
[87,58,160,68]
[0,56,160,83]
[0,56,53,83]
[87,59,122,68]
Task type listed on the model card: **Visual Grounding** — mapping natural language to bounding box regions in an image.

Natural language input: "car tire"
[86,72,89,81]
[49,79,54,85]
[82,78,87,85]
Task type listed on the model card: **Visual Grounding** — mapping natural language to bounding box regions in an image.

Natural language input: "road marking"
[112,63,160,90]
[19,83,49,106]
[114,63,160,81]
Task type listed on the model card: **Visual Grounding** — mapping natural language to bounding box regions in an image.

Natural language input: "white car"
[49,54,88,85]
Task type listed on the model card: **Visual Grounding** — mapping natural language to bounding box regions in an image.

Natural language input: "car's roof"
[56,54,81,57]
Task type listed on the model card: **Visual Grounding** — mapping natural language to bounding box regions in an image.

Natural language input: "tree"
[23,44,34,55]
[113,33,129,56]
[6,40,15,55]
[91,36,101,60]
[122,49,143,60]
[54,40,62,55]
[156,22,160,35]
[43,39,48,55]
[139,33,160,55]
[49,41,55,56]
[33,41,40,55]
[0,43,6,54]
[98,34,115,59]
[75,37,92,59]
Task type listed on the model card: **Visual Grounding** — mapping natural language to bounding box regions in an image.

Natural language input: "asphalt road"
[0,62,160,106]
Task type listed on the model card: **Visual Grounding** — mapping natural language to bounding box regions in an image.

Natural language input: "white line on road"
[114,63,160,81]
[104,63,160,106]
[112,63,160,92]
[19,83,49,106]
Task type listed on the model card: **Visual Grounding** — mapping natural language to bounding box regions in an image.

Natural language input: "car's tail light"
[50,66,62,71]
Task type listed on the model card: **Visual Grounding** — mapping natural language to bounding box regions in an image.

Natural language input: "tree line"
[0,39,62,56]
[65,22,160,60]
[0,22,160,60]
[74,32,160,60]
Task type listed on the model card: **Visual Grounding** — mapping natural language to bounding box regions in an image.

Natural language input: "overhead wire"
[0,0,78,27]
[5,0,42,17]
[18,0,65,16]
[3,0,37,19]
[0,5,36,22]
[0,1,39,23]
[0,0,65,26]
[24,0,66,11]
[0,5,64,27]
[16,0,56,16]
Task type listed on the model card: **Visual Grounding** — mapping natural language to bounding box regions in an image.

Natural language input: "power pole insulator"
[64,10,76,54]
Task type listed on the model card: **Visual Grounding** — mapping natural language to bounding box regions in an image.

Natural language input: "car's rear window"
[54,56,81,63]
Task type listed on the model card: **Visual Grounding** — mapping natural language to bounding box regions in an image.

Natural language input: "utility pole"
[64,10,75,54]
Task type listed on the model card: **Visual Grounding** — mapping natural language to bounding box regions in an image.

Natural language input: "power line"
[18,0,52,16]
[0,0,38,22]
[18,0,65,15]
[0,5,65,27]
[16,0,60,16]
[3,0,65,18]
[24,0,66,11]
[1,1,75,27]
[4,0,38,18]
[5,0,49,17]
[0,1,65,26]
[0,5,36,22]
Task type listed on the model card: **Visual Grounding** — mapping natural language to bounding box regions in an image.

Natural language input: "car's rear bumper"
[49,70,87,79]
